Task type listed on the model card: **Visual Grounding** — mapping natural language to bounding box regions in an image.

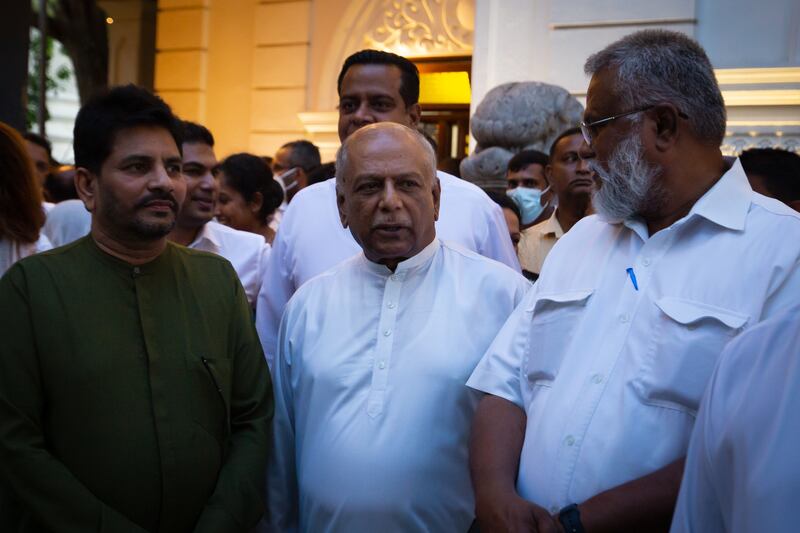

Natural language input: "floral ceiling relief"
[364,0,474,56]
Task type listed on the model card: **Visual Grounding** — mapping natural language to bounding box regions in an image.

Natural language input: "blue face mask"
[507,186,550,226]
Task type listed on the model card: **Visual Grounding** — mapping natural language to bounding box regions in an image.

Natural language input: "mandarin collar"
[86,235,173,276]
[361,238,440,278]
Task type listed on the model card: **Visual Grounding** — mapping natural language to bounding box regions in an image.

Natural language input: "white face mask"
[507,185,551,225]
[276,167,300,193]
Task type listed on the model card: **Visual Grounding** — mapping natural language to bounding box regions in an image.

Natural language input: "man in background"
[518,127,594,277]
[168,120,269,307]
[740,147,800,211]
[506,150,553,229]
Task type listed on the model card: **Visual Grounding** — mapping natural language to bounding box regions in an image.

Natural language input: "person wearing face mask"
[269,141,321,232]
[505,150,554,229]
[518,128,595,277]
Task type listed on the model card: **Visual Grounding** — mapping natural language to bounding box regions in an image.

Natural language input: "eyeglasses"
[580,105,654,146]
[581,105,690,146]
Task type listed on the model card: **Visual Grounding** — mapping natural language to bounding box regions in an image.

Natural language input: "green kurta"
[0,236,273,533]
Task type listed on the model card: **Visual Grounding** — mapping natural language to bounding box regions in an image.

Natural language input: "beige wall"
[155,0,313,159]
[155,0,477,161]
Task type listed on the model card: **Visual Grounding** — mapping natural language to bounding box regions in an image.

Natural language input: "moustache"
[135,193,179,212]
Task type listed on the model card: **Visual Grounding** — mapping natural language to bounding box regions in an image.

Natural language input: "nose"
[352,101,375,126]
[199,170,217,192]
[379,180,402,210]
[149,162,174,192]
[578,141,596,163]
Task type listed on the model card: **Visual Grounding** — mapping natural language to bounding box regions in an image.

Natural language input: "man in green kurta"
[0,85,273,532]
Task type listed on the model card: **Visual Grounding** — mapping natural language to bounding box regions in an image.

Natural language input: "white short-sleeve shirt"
[467,159,800,513]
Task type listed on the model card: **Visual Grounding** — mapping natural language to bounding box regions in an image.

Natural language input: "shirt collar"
[538,211,564,238]
[189,221,222,253]
[685,158,751,231]
[361,238,440,278]
[621,157,751,239]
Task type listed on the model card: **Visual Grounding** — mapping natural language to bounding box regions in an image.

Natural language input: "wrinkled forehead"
[584,68,620,119]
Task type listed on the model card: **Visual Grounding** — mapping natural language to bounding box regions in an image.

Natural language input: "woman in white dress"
[0,122,52,276]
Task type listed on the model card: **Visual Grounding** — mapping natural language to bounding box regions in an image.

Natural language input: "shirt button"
[378,361,386,369]
[592,373,604,384]
[387,302,396,309]
[564,435,575,446]
[389,274,398,281]
[550,505,560,514]
[383,330,392,337]
[642,258,651,267]
[133,267,141,275]
[619,313,630,323]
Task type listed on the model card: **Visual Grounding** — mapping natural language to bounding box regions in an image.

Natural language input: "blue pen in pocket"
[626,267,639,291]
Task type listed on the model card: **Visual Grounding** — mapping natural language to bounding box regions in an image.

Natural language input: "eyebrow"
[353,172,422,181]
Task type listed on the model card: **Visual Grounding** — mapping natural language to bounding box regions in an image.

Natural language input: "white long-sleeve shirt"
[255,172,521,367]
[264,239,529,532]
[467,159,800,514]
[670,304,800,533]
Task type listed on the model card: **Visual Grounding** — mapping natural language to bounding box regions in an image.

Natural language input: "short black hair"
[281,140,321,172]
[486,191,522,223]
[508,150,549,173]
[219,153,284,221]
[306,161,336,186]
[740,148,800,205]
[182,120,214,147]
[23,132,52,159]
[74,84,182,174]
[337,49,420,108]
[549,127,583,159]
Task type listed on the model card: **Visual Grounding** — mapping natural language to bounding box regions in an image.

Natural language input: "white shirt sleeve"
[261,308,300,532]
[480,200,522,272]
[669,364,727,533]
[255,226,295,369]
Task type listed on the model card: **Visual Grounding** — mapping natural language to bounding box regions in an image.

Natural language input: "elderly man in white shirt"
[255,49,519,367]
[263,122,529,533]
[167,121,268,306]
[670,304,800,533]
[466,30,800,533]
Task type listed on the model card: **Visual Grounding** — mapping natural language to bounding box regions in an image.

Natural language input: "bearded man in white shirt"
[167,121,269,306]
[467,29,800,533]
[255,49,520,367]
[263,122,529,533]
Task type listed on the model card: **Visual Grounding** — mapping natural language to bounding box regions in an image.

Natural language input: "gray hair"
[584,29,726,146]
[335,123,437,187]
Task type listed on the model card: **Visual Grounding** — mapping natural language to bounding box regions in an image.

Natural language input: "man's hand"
[475,489,561,533]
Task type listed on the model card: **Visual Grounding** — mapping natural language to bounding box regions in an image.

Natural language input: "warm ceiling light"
[106,17,114,24]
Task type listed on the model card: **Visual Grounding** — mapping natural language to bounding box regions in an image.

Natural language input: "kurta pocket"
[633,297,748,414]
[186,354,232,446]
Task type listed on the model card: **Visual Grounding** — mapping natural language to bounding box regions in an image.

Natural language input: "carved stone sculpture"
[461,81,584,190]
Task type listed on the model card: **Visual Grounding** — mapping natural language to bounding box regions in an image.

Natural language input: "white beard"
[589,133,666,222]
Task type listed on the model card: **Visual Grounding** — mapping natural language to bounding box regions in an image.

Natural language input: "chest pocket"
[525,289,593,386]
[633,297,748,414]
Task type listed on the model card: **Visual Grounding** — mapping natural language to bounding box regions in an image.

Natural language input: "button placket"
[367,274,403,417]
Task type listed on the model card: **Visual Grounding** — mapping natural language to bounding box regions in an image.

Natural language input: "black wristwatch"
[558,503,586,533]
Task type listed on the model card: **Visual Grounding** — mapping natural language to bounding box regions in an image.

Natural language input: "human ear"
[250,191,264,215]
[651,103,681,152]
[407,103,421,127]
[336,185,348,228]
[74,167,97,212]
[432,176,441,221]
